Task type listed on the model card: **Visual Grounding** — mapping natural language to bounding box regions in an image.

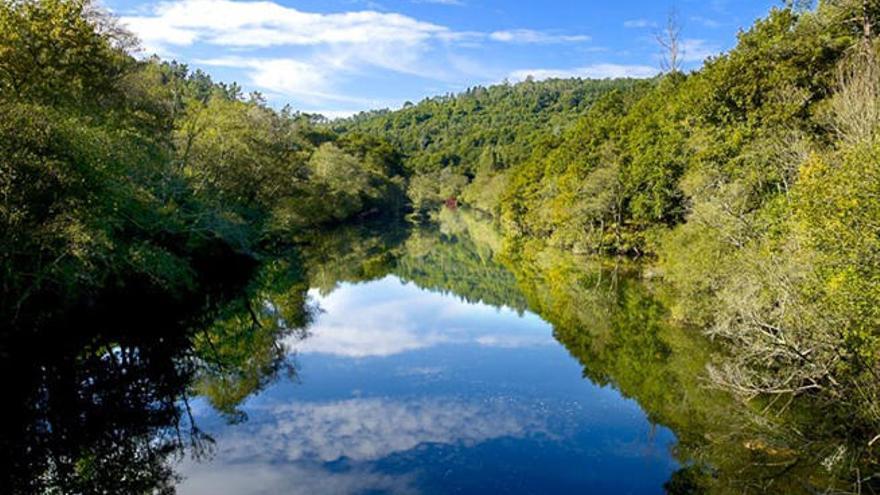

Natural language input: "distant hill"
[336,78,643,177]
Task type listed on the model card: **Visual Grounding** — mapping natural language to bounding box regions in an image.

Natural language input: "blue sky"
[106,0,779,116]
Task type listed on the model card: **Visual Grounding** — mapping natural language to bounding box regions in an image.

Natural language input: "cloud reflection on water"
[179,274,679,494]
[214,397,545,463]
[179,395,547,495]
[290,277,553,358]
[179,461,418,495]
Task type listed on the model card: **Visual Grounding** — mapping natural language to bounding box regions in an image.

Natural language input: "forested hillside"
[345,1,880,482]
[0,0,406,335]
[4,0,880,491]
[339,78,641,216]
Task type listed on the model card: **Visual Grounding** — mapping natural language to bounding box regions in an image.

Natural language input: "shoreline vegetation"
[2,0,880,493]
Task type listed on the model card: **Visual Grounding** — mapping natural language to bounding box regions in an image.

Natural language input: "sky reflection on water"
[178,276,678,495]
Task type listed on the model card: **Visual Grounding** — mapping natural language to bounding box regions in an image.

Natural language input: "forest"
[342,1,880,486]
[2,0,880,492]
[0,0,410,338]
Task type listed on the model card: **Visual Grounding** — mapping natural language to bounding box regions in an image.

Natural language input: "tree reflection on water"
[0,212,864,494]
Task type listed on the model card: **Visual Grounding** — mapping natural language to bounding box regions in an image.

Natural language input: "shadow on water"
[0,211,852,494]
[0,233,323,493]
[0,237,258,493]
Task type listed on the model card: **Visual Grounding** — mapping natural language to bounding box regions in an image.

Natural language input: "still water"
[5,210,831,494]
[177,275,678,494]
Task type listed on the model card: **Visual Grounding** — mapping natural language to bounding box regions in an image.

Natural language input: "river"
[2,210,832,494]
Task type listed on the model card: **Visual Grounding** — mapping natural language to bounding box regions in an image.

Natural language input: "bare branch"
[656,7,683,73]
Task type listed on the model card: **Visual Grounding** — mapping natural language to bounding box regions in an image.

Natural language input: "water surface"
[178,275,678,495]
[5,211,831,495]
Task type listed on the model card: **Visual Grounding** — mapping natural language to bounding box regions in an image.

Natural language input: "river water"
[177,274,678,494]
[4,210,831,494]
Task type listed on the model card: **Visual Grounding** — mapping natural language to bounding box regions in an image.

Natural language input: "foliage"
[0,3,407,491]
[340,78,642,218]
[344,1,880,488]
[192,255,314,422]
[6,0,880,492]
[0,0,405,338]
[396,209,529,312]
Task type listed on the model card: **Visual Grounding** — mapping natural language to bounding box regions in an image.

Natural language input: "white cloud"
[509,63,658,82]
[196,57,385,106]
[690,15,722,28]
[120,0,654,112]
[121,0,447,52]
[489,29,590,44]
[122,0,589,57]
[681,38,720,62]
[122,0,489,106]
[122,0,454,104]
[198,57,327,99]
[623,19,656,29]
